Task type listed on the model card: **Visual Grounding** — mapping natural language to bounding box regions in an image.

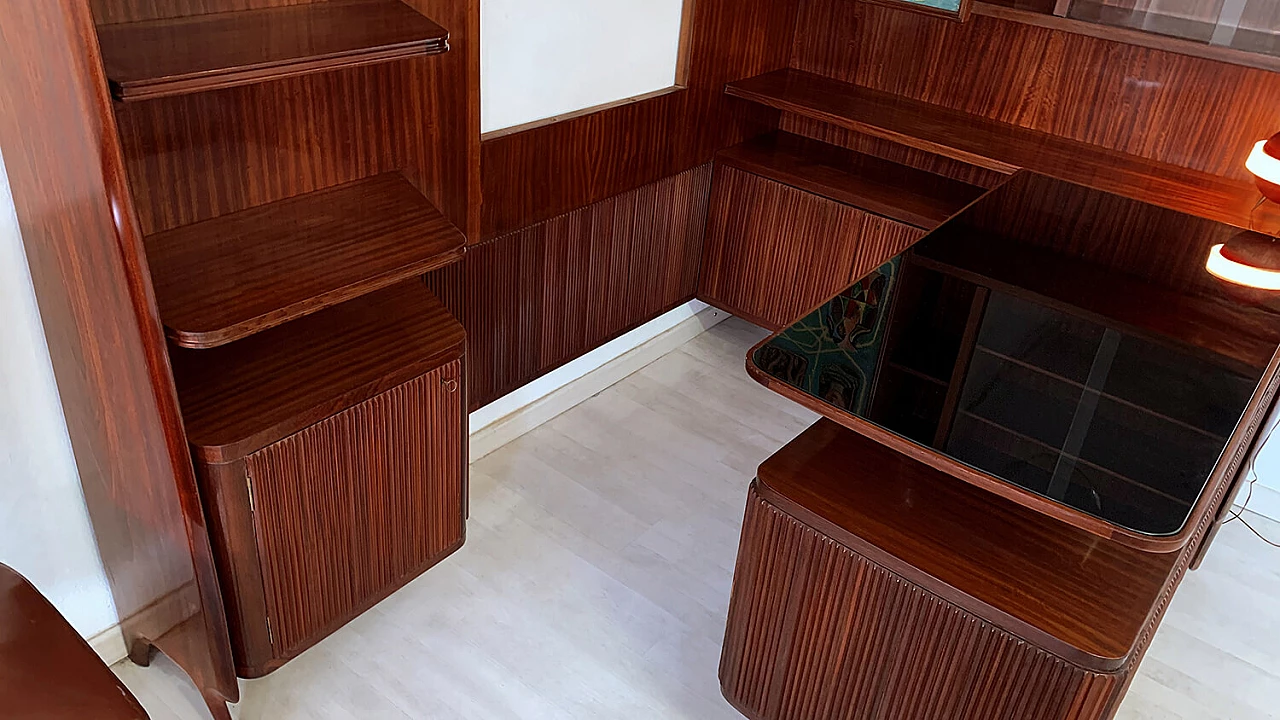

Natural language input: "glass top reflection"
[752,172,1280,537]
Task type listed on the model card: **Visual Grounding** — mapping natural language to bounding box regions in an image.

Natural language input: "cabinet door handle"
[443,378,459,393]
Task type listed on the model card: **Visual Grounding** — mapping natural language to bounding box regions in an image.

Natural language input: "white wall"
[0,151,119,638]
[481,0,686,133]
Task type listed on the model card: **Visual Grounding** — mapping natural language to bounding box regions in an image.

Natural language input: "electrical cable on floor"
[1225,419,1280,548]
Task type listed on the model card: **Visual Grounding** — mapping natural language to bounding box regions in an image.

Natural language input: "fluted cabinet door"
[244,360,466,666]
[699,166,924,330]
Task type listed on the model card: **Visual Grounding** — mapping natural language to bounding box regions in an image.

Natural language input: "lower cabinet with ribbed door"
[172,283,468,677]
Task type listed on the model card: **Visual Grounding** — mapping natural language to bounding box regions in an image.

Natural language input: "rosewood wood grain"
[145,172,465,348]
[171,282,465,464]
[238,363,465,674]
[427,165,712,410]
[108,1,477,245]
[479,0,801,239]
[91,0,316,24]
[699,166,926,330]
[721,486,1122,720]
[717,132,986,230]
[0,2,237,717]
[727,68,1279,230]
[0,564,149,720]
[788,0,1280,184]
[96,0,450,101]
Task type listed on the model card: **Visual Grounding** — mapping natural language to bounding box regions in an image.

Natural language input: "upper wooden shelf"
[146,172,465,349]
[725,69,1273,230]
[97,0,450,102]
[717,132,986,230]
[171,281,465,464]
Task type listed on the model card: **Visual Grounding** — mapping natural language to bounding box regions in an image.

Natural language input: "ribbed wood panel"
[721,486,1121,720]
[426,165,711,410]
[246,362,465,659]
[700,166,925,330]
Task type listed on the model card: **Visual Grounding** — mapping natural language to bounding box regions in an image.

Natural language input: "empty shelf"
[98,0,449,101]
[717,132,986,229]
[146,172,466,349]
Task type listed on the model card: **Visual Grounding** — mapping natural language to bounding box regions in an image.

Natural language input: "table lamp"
[1206,132,1280,290]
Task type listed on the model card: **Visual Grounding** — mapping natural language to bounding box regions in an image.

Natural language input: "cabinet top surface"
[750,171,1280,543]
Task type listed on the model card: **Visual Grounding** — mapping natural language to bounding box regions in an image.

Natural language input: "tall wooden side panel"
[201,360,467,676]
[0,2,238,716]
[720,486,1123,720]
[699,166,925,330]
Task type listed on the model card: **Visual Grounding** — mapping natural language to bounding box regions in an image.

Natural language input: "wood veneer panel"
[749,421,1177,672]
[699,166,925,330]
[427,165,711,409]
[171,282,465,463]
[146,172,465,348]
[721,480,1123,720]
[97,0,450,101]
[91,0,316,24]
[726,68,1276,229]
[110,0,477,245]
[248,364,465,666]
[0,2,237,717]
[718,132,986,230]
[479,0,801,239]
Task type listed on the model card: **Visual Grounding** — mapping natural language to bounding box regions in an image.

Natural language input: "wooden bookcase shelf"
[97,0,450,101]
[146,172,465,350]
[170,281,465,464]
[717,132,985,230]
[725,69,1273,230]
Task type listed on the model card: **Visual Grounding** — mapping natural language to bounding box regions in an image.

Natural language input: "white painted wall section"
[0,151,119,639]
[481,0,686,133]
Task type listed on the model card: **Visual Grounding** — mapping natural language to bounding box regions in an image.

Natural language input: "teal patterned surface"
[752,258,899,415]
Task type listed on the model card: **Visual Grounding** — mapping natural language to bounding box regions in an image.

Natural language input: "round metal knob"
[443,378,459,393]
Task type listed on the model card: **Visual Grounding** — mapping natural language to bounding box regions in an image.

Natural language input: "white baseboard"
[91,623,128,666]
[468,301,729,462]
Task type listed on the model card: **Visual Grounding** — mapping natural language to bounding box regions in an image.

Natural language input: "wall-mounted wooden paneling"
[427,165,712,410]
[789,0,1280,181]
[699,166,925,330]
[0,1,237,715]
[480,0,802,239]
[105,0,479,242]
[720,485,1122,720]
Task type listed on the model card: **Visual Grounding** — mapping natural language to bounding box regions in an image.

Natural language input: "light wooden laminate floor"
[114,318,1280,720]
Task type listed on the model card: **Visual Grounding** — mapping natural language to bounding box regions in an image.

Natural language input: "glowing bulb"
[1206,243,1280,290]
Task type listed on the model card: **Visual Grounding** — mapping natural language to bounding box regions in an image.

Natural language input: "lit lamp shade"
[1206,132,1280,290]
[1246,133,1280,204]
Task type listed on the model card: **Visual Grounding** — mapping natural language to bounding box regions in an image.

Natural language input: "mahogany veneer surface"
[146,172,465,349]
[717,132,986,230]
[97,0,450,101]
[756,420,1177,671]
[0,564,149,719]
[172,282,465,463]
[726,68,1275,229]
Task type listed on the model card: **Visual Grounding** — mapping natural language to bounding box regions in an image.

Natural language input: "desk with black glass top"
[720,171,1280,720]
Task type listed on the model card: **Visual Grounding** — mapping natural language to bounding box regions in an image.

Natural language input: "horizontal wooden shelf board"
[172,281,465,464]
[725,69,1274,230]
[97,0,449,101]
[757,419,1179,671]
[717,132,986,229]
[146,172,465,349]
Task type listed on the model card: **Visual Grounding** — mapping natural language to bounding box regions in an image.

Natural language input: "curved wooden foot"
[127,638,156,667]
